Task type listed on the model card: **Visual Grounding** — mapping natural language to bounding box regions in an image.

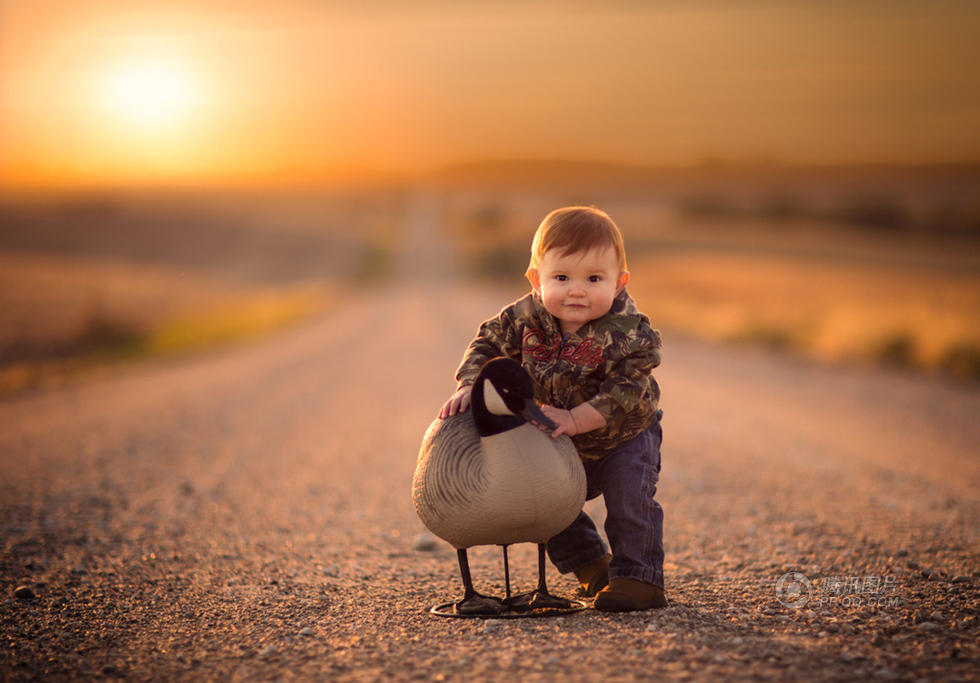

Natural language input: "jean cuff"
[551,545,610,575]
[609,566,664,589]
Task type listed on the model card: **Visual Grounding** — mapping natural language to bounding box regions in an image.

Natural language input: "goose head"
[470,357,557,437]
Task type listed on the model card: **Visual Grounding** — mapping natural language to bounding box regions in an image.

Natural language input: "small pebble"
[258,645,277,657]
[14,586,35,600]
[894,548,909,557]
[916,621,939,631]
[300,627,314,636]
[951,575,971,583]
[483,619,506,632]
[414,533,439,552]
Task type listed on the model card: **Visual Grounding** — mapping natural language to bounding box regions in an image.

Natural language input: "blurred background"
[1,0,978,393]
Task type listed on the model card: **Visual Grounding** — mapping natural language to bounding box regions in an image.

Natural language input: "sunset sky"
[2,0,979,187]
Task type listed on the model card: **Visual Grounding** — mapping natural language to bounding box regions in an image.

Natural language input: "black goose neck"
[471,378,524,437]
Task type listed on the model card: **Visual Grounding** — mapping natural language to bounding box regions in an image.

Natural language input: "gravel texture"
[2,199,978,680]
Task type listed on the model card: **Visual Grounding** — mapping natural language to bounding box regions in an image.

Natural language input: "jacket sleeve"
[454,305,523,388]
[586,328,661,426]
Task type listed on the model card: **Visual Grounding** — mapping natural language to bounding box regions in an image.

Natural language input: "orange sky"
[2,0,979,187]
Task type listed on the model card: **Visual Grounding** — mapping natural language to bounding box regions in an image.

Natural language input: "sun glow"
[101,59,198,129]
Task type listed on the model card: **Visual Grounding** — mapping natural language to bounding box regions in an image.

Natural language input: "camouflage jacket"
[455,289,661,460]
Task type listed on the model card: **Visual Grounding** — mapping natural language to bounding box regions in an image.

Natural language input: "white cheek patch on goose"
[483,380,513,416]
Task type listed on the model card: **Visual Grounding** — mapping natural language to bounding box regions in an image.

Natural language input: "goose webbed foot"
[453,548,505,615]
[503,543,576,611]
[504,589,576,612]
[453,593,506,616]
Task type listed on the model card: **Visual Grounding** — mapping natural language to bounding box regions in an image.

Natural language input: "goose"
[413,357,587,615]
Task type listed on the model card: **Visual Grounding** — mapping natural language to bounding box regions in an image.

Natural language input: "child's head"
[525,206,630,335]
[526,206,627,276]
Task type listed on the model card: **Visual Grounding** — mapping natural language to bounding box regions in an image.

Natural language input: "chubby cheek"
[539,288,566,315]
[541,293,564,316]
[594,290,614,305]
[589,291,616,313]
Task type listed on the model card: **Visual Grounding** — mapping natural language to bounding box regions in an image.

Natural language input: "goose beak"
[519,399,557,430]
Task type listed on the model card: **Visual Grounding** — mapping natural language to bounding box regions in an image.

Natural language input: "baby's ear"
[526,268,541,292]
[616,271,630,292]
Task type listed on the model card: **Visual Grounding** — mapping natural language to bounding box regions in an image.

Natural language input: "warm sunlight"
[100,59,197,130]
[1,1,979,186]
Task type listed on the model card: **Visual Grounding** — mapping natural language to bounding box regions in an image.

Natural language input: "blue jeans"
[546,413,664,588]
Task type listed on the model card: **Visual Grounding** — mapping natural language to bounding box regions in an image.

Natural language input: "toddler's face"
[528,245,628,335]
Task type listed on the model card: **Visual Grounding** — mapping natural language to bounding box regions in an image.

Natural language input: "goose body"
[413,408,585,549]
[413,357,587,615]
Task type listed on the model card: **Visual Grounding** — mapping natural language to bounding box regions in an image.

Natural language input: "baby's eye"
[555,274,568,281]
[589,275,602,283]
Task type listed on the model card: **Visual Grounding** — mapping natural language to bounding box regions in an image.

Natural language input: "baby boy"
[439,206,666,611]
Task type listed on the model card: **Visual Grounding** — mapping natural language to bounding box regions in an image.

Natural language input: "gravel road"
[2,195,978,681]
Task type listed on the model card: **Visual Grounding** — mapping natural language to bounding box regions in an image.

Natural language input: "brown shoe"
[573,554,611,597]
[594,578,667,612]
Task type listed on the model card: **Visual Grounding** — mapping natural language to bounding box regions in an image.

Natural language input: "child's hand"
[533,403,607,438]
[438,385,473,419]
[536,405,579,438]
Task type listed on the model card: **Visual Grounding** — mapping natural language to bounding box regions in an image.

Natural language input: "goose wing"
[412,412,489,548]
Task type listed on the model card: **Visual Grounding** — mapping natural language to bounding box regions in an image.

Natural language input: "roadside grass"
[140,285,331,356]
[627,252,980,380]
[0,279,332,397]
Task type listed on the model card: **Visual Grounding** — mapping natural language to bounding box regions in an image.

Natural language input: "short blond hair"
[526,206,627,277]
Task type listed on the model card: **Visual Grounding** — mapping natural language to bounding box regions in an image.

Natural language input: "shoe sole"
[593,594,668,612]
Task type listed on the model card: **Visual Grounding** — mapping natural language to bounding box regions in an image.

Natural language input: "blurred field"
[0,189,403,395]
[629,250,979,378]
[443,168,980,380]
[2,165,977,395]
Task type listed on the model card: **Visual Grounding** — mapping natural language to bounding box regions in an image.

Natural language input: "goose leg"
[504,543,576,611]
[453,548,504,616]
[501,544,512,599]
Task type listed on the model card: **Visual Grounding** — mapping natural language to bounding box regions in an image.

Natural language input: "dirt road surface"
[2,195,978,681]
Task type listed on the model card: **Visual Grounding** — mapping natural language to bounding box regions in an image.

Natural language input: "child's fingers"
[439,396,459,418]
[451,394,470,416]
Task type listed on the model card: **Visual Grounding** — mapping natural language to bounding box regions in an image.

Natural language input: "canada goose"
[413,357,587,615]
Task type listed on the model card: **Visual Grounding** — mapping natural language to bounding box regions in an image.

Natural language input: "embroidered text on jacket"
[522,328,604,369]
